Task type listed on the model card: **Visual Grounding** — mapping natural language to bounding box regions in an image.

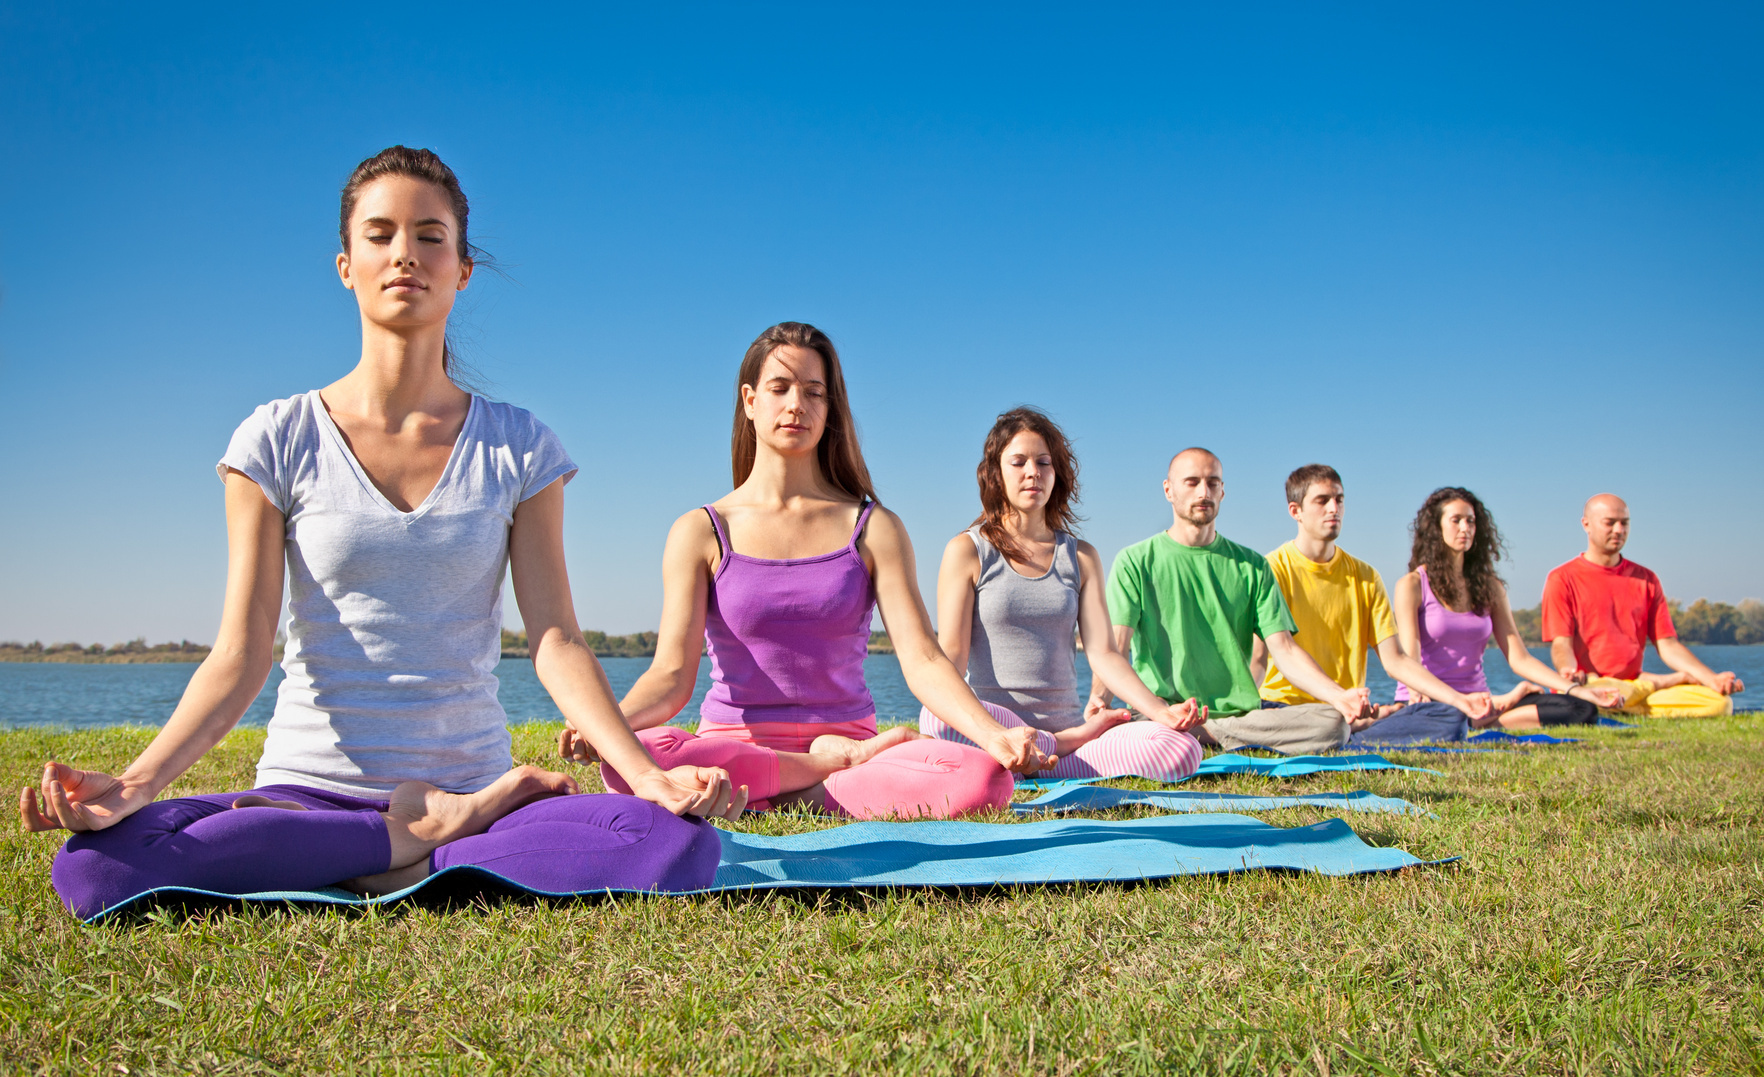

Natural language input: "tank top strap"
[1052,531,1082,591]
[702,505,730,557]
[848,500,876,547]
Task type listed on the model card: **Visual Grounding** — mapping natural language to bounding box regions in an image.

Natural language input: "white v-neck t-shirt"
[218,390,577,796]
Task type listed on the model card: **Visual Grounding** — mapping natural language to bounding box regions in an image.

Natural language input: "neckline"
[311,389,478,521]
[976,527,1062,582]
[709,502,870,568]
[1419,565,1482,618]
[1288,541,1341,572]
[1158,530,1221,553]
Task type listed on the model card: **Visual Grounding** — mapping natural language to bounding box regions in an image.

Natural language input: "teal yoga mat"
[1018,751,1440,789]
[80,814,1450,923]
[1013,783,1427,817]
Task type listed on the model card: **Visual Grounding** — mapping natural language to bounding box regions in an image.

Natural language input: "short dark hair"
[1285,464,1342,507]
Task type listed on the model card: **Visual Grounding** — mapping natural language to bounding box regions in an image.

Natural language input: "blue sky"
[2,3,1760,642]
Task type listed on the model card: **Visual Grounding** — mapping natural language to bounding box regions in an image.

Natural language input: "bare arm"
[863,508,1051,774]
[1549,636,1585,683]
[1372,635,1490,720]
[1074,542,1204,730]
[515,484,740,820]
[933,533,981,677]
[611,510,718,732]
[21,471,285,832]
[1489,583,1619,707]
[1248,635,1269,688]
[1656,637,1745,695]
[1262,631,1369,721]
[1088,625,1135,711]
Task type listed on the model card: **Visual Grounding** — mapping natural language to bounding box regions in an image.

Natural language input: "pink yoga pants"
[920,701,1203,782]
[602,722,1014,820]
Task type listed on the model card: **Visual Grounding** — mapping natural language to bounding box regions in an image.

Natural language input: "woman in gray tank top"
[918,408,1204,781]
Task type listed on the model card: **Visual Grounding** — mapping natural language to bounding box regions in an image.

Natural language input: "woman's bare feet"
[376,765,577,876]
[1053,707,1131,755]
[809,725,924,770]
[340,859,433,896]
[230,795,309,811]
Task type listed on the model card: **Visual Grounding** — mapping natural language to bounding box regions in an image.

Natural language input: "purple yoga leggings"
[51,785,721,920]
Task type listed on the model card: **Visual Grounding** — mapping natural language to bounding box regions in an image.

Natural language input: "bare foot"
[379,765,577,871]
[1373,703,1405,720]
[809,726,923,770]
[230,795,309,811]
[341,859,433,896]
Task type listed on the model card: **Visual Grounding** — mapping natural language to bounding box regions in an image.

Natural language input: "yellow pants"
[1588,677,1733,718]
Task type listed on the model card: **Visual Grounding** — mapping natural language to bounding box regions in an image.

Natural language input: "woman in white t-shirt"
[22,147,743,920]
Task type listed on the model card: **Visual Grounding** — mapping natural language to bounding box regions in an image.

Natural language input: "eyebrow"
[360,217,450,229]
[766,375,825,386]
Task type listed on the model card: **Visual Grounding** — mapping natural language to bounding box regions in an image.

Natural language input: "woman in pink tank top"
[1388,488,1620,732]
[560,322,1051,818]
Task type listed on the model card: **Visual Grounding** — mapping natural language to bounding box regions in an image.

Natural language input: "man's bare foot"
[809,726,923,770]
[230,795,309,811]
[341,859,432,897]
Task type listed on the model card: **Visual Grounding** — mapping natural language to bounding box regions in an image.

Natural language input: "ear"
[740,383,757,421]
[1287,502,1302,522]
[336,251,354,291]
[456,257,474,292]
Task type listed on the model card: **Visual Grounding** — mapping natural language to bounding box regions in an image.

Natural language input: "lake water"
[3,645,1761,730]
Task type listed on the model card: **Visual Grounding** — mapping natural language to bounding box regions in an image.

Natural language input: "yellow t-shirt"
[1259,542,1398,705]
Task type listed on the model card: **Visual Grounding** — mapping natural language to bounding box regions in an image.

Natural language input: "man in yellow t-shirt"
[1251,465,1496,744]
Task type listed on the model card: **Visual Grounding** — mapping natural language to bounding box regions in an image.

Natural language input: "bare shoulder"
[667,506,717,540]
[1394,570,1421,596]
[943,529,981,562]
[663,506,722,566]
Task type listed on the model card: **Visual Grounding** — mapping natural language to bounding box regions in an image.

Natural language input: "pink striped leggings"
[601,719,1014,820]
[920,701,1203,782]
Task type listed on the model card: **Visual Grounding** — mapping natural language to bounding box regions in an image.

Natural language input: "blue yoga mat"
[1017,750,1437,788]
[1013,783,1427,817]
[81,814,1451,923]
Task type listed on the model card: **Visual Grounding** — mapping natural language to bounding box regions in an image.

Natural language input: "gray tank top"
[964,526,1083,732]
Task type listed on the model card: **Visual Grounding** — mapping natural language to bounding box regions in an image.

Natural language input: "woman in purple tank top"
[561,322,1050,818]
[1359,487,1621,745]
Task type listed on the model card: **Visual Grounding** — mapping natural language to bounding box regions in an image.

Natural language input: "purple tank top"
[697,501,878,725]
[1396,566,1492,701]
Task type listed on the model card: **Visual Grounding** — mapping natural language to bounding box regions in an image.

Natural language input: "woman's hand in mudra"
[985,726,1055,776]
[630,766,748,822]
[557,724,600,765]
[19,762,153,834]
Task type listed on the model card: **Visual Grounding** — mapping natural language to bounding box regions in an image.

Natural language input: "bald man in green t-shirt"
[1090,448,1373,755]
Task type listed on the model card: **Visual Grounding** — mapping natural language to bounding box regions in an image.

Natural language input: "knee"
[1139,726,1202,781]
[949,744,1014,814]
[51,834,150,920]
[637,804,724,892]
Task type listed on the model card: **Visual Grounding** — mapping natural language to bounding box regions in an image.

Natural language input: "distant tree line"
[0,639,212,663]
[1508,601,1764,646]
[500,629,660,658]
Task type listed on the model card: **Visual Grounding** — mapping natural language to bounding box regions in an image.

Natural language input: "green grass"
[3,717,1763,1075]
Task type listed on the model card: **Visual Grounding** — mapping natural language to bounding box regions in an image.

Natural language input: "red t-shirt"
[1539,556,1676,680]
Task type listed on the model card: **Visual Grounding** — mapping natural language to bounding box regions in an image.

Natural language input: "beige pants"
[1589,677,1733,718]
[1199,703,1352,756]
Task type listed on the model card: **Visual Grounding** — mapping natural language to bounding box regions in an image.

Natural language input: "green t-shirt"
[1105,531,1297,717]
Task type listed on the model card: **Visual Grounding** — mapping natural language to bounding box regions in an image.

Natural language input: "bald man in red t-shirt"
[1540,494,1744,717]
